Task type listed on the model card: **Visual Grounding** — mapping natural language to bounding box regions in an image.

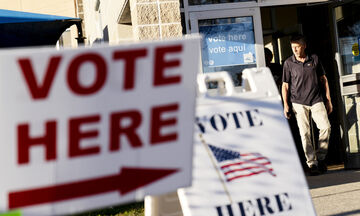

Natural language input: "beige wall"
[130,0,182,40]
[0,0,76,17]
[0,0,79,47]
[83,0,133,45]
[82,0,101,44]
[82,0,182,44]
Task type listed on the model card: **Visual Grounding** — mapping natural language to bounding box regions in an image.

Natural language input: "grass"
[72,201,144,216]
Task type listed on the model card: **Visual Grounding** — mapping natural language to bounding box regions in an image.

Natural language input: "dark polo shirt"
[282,54,325,106]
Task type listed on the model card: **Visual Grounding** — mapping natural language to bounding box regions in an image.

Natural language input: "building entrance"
[184,0,356,169]
[261,3,344,168]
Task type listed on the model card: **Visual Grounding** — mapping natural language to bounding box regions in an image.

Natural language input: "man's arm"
[320,75,333,114]
[282,82,291,119]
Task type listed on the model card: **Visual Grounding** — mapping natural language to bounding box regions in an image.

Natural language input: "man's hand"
[284,104,291,119]
[320,75,332,115]
[325,100,333,114]
[282,82,291,119]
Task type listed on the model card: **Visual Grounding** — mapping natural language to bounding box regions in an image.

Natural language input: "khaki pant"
[292,102,331,167]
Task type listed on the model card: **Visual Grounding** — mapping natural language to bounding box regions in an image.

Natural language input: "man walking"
[282,34,332,175]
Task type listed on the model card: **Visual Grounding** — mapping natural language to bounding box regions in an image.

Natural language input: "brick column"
[129,0,182,40]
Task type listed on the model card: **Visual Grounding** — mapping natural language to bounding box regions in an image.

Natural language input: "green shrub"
[72,201,144,216]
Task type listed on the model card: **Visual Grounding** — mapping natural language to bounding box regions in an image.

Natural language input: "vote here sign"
[178,69,316,216]
[0,37,200,215]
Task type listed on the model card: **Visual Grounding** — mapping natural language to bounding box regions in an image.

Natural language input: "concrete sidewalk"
[307,164,360,216]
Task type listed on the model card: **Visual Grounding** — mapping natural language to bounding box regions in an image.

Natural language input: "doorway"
[260,3,344,167]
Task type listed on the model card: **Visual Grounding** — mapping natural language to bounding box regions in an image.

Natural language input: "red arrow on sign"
[8,167,178,209]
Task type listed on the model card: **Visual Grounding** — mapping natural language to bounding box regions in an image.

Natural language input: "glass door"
[334,0,360,168]
[335,1,360,76]
[189,8,264,87]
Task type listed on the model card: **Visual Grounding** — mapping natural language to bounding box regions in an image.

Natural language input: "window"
[198,16,256,86]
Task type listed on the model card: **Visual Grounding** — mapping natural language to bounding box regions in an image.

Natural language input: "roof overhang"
[0,9,82,48]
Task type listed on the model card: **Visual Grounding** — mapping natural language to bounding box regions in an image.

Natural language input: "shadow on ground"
[307,165,360,189]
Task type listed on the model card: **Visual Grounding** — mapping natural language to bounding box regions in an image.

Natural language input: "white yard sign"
[178,69,316,216]
[0,37,200,215]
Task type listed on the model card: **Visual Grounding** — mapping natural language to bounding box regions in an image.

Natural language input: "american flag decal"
[208,144,276,182]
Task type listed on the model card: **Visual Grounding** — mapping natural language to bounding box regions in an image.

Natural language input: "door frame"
[331,0,360,167]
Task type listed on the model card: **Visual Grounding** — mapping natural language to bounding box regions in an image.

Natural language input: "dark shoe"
[309,165,320,176]
[318,160,328,174]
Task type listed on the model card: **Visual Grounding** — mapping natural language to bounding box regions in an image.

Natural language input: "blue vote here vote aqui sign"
[199,17,256,68]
